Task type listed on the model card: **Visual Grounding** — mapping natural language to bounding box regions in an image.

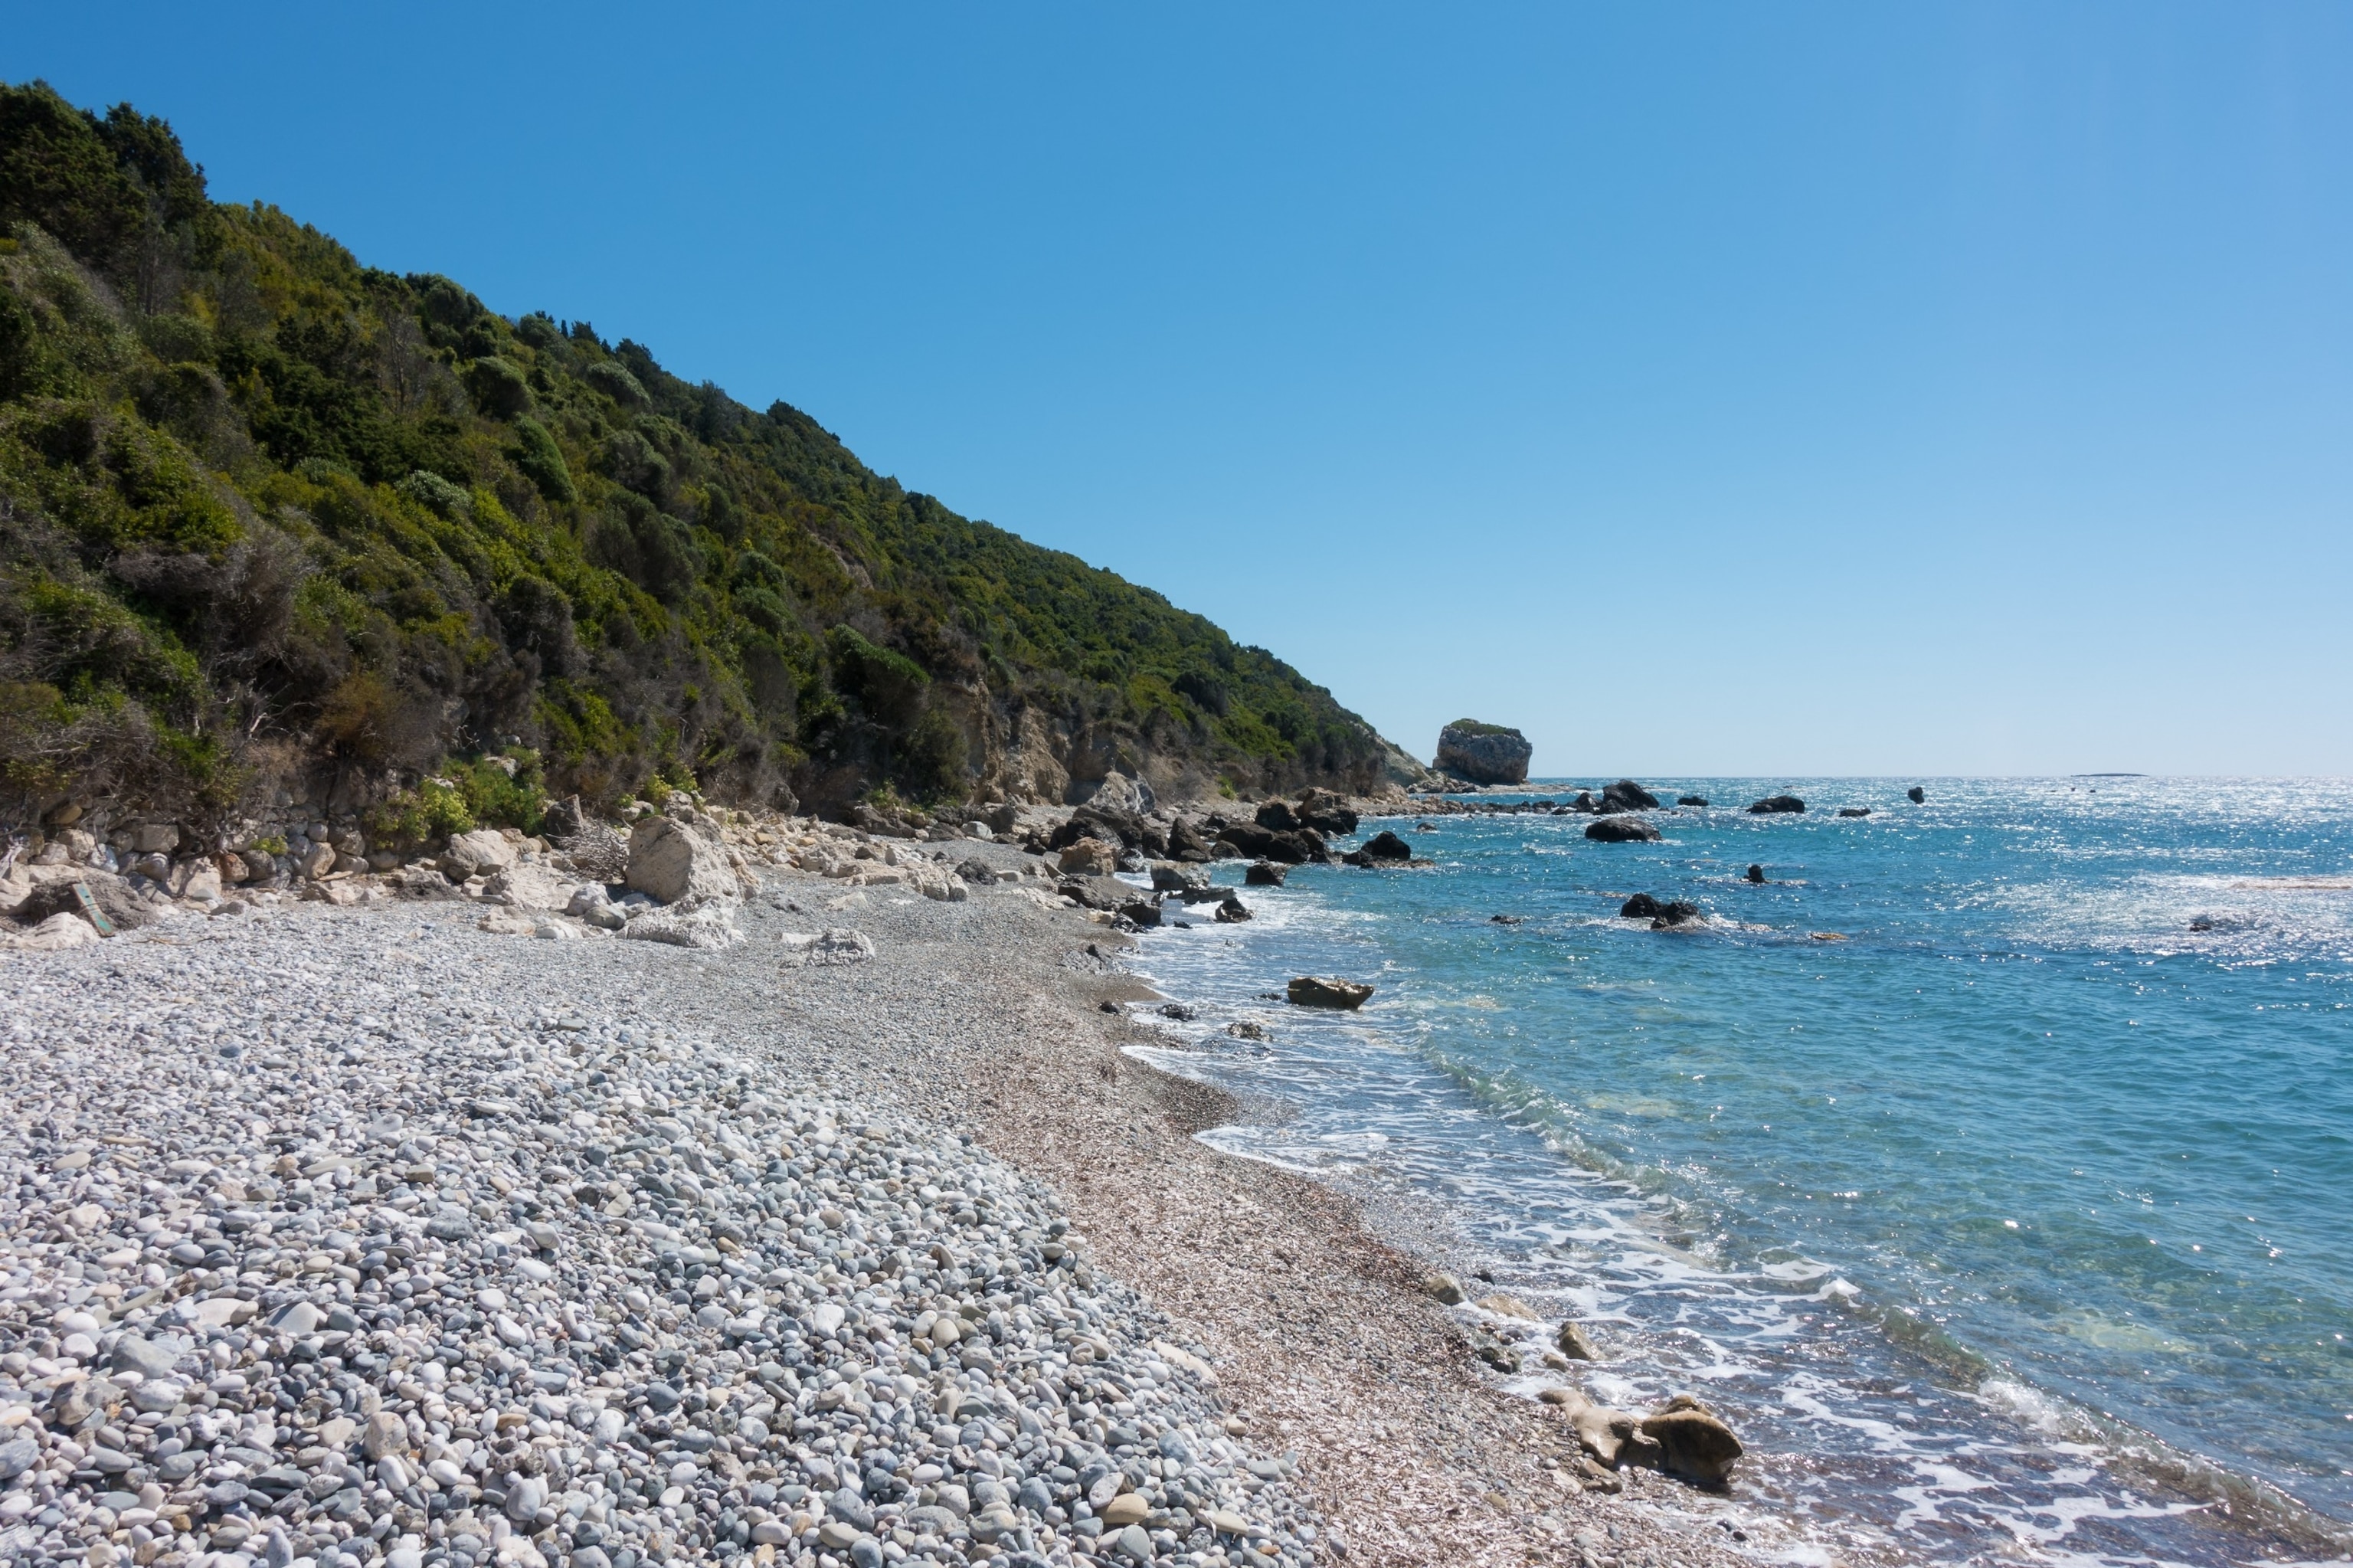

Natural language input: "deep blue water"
[1121,778,2353,1566]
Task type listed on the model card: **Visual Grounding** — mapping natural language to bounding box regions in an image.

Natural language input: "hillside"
[0,80,1402,832]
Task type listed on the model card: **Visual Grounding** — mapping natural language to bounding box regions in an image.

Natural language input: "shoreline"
[0,830,1752,1568]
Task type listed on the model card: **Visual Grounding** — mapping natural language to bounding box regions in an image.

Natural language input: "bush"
[509,416,574,503]
[463,355,531,420]
[453,751,546,834]
[584,360,648,408]
[368,779,473,846]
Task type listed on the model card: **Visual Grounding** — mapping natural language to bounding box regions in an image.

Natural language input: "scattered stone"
[1424,1273,1469,1305]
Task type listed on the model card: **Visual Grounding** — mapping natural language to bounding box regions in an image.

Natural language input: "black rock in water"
[1586,816,1662,843]
[1602,780,1662,813]
[1620,894,1664,919]
[1907,786,1926,804]
[1677,795,1709,807]
[1746,864,1766,884]
[1362,830,1413,861]
[1838,807,1870,818]
[1244,860,1287,885]
[1746,794,1806,815]
[1650,901,1703,928]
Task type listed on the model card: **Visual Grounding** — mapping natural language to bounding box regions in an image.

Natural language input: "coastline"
[0,823,1750,1568]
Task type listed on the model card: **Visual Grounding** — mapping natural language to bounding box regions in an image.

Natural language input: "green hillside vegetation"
[0,80,1389,830]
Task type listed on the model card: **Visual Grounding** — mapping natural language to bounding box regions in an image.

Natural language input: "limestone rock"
[1600,779,1661,813]
[780,928,875,967]
[1555,1321,1602,1360]
[1058,839,1120,877]
[1287,975,1373,1009]
[626,816,742,904]
[484,860,574,910]
[1641,1397,1743,1488]
[1585,816,1661,843]
[441,829,519,879]
[1435,721,1531,785]
[1293,787,1358,835]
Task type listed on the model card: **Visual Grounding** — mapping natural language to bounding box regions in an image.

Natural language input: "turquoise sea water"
[1121,778,2353,1566]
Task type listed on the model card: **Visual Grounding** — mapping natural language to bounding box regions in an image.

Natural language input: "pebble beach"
[0,822,1752,1568]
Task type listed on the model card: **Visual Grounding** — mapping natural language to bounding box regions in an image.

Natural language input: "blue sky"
[12,4,2352,775]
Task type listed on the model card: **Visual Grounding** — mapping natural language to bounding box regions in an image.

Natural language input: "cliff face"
[0,81,1396,828]
[1435,720,1532,784]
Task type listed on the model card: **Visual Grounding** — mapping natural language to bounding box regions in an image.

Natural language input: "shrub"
[452,751,546,834]
[463,355,531,420]
[368,779,473,846]
[509,416,574,503]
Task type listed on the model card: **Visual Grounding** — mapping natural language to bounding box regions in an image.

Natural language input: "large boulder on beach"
[1057,874,1134,912]
[440,828,519,880]
[626,816,742,904]
[1435,720,1532,785]
[1166,817,1215,863]
[1600,780,1661,813]
[1747,794,1806,815]
[1254,799,1298,832]
[1288,976,1373,1009]
[1585,816,1661,843]
[1058,839,1120,876]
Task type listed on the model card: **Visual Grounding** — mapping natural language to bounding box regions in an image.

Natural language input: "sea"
[1115,777,2352,1567]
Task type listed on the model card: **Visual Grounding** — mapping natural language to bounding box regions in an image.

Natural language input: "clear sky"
[12,4,2352,776]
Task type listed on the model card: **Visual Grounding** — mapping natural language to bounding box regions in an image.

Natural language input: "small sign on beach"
[70,882,115,938]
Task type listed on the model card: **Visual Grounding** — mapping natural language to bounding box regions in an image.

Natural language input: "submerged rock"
[1677,795,1710,807]
[1838,807,1871,818]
